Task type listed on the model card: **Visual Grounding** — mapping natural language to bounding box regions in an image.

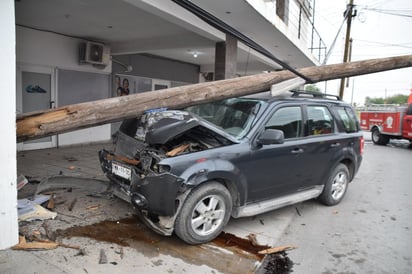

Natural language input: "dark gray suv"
[99,90,364,244]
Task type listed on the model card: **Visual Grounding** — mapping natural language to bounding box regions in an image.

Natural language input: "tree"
[365,94,408,105]
[304,84,321,93]
[387,94,408,104]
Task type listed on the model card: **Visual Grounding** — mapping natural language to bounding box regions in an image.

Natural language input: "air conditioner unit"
[79,41,110,66]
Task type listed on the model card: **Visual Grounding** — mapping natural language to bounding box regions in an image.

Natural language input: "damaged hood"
[137,110,239,145]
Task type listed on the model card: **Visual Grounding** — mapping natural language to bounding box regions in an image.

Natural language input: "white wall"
[16,26,113,147]
[0,0,18,249]
[16,26,112,73]
[247,0,312,59]
[58,125,111,146]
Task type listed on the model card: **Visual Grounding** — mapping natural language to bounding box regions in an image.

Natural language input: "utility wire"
[353,39,412,49]
[322,17,346,65]
[359,7,412,17]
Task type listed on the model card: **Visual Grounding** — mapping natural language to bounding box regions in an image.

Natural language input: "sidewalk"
[17,142,113,182]
[4,142,297,274]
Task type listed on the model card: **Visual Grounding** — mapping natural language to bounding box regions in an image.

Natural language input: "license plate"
[112,162,131,180]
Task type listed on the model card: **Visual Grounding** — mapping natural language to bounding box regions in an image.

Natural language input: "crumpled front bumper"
[98,149,183,216]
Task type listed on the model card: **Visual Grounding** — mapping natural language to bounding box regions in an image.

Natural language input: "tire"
[318,164,350,206]
[371,127,389,145]
[174,182,232,244]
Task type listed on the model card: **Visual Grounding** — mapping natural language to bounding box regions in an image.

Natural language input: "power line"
[359,6,412,17]
[353,39,412,49]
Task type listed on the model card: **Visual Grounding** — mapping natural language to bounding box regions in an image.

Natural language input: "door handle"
[291,148,304,154]
[330,142,341,148]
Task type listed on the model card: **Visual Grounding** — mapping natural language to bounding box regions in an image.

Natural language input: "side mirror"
[257,129,284,146]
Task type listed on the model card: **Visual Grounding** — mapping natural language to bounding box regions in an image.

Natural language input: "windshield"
[185,98,263,139]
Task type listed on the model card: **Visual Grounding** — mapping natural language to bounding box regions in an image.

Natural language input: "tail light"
[360,136,364,155]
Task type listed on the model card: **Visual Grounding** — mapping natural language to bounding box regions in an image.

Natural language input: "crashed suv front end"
[99,107,244,235]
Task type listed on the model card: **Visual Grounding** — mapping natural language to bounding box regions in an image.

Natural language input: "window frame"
[263,105,303,140]
[305,105,335,136]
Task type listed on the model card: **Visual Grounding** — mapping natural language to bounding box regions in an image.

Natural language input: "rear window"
[336,107,359,133]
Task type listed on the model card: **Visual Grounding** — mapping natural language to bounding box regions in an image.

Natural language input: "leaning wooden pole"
[17,55,412,142]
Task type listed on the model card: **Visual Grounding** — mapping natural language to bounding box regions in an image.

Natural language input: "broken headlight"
[152,164,171,174]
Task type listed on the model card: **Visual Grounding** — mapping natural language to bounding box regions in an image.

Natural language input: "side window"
[265,106,302,139]
[336,107,358,133]
[307,106,333,136]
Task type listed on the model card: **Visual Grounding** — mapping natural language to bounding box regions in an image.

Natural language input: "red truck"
[360,98,412,145]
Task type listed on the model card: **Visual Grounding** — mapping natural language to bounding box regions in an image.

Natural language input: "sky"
[313,0,412,105]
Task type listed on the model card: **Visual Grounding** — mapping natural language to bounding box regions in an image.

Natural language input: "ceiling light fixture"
[188,49,200,58]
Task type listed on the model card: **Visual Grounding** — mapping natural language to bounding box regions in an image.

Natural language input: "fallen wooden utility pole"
[17,55,412,142]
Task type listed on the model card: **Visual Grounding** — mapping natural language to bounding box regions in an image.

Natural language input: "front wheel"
[318,164,350,206]
[371,127,389,145]
[174,182,232,244]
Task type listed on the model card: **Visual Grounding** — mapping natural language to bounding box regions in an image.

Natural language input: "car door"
[236,105,308,202]
[297,105,339,189]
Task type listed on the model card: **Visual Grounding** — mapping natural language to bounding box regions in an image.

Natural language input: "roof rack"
[290,90,341,101]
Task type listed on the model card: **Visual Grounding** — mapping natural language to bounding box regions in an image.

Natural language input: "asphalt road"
[275,137,412,273]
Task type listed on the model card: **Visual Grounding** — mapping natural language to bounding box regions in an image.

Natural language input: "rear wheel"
[371,127,389,145]
[319,164,349,206]
[174,182,232,244]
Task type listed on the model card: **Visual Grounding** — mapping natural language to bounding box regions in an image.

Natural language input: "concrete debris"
[36,176,111,195]
[86,204,100,210]
[57,242,81,250]
[46,194,55,210]
[247,233,259,247]
[42,221,56,241]
[115,247,124,259]
[68,198,77,211]
[75,248,87,256]
[99,249,108,264]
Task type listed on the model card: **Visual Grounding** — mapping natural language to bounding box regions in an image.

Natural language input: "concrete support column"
[214,34,238,80]
[0,0,18,249]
